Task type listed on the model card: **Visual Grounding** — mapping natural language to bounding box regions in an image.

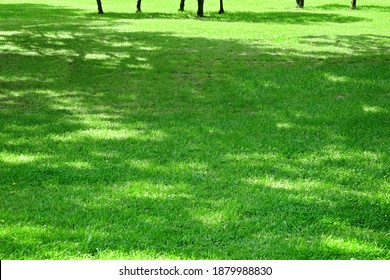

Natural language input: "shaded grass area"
[317,4,390,12]
[88,10,366,24]
[0,2,389,259]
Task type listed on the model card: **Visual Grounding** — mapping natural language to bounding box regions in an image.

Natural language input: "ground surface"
[0,0,389,259]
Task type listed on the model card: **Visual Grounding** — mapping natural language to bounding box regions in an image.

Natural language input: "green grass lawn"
[0,0,389,259]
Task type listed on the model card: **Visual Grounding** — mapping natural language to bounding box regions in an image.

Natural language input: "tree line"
[96,1,358,17]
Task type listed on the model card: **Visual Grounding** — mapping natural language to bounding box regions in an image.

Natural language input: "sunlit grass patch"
[0,152,50,164]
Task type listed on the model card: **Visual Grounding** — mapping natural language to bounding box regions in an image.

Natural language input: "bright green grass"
[0,0,389,259]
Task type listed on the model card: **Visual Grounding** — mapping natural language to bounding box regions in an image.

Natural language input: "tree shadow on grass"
[0,3,84,22]
[90,10,367,24]
[0,3,389,259]
[317,4,390,12]
[300,34,390,58]
[207,11,366,24]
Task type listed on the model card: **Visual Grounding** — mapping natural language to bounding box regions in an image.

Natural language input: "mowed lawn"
[0,0,389,259]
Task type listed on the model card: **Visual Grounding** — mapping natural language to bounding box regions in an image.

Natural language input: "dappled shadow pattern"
[0,3,85,21]
[300,34,390,58]
[0,4,389,259]
[206,11,366,24]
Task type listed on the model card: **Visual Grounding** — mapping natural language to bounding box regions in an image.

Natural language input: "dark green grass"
[0,1,389,259]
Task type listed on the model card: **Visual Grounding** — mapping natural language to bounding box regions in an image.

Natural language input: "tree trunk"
[351,0,357,9]
[136,0,141,12]
[219,0,224,14]
[197,0,204,17]
[179,0,185,12]
[296,0,304,8]
[96,0,104,14]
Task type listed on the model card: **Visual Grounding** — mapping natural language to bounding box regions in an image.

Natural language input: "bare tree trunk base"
[136,0,141,12]
[219,0,224,14]
[96,0,104,14]
[295,0,304,8]
[179,0,185,12]
[350,0,357,9]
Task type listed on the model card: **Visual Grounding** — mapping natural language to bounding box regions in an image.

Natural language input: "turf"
[0,0,389,259]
